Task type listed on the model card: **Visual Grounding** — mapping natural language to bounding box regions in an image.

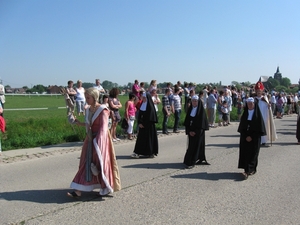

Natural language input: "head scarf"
[140,93,147,111]
[184,98,208,131]
[246,97,254,103]
[141,92,158,123]
[238,98,266,136]
[192,95,199,101]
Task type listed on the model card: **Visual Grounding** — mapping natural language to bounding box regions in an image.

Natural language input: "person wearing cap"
[131,92,158,158]
[254,81,277,146]
[238,97,266,179]
[183,95,210,169]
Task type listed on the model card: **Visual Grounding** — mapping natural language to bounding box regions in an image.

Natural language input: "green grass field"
[1,95,183,151]
[2,94,238,151]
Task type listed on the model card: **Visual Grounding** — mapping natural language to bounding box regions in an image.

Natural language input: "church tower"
[274,66,282,81]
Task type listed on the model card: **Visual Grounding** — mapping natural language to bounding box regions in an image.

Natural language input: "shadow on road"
[209,134,240,138]
[122,162,184,170]
[0,189,106,203]
[171,172,244,182]
[40,142,83,149]
[206,143,239,148]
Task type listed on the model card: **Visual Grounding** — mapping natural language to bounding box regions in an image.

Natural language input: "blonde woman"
[68,87,121,197]
[148,80,157,93]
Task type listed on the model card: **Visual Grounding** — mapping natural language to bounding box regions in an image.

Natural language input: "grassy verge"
[2,95,239,151]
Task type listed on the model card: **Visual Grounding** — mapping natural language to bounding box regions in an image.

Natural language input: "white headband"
[192,95,199,101]
[246,97,254,103]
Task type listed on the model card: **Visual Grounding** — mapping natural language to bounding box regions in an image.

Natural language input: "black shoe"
[261,143,269,147]
[242,172,248,180]
[162,132,169,135]
[173,130,180,133]
[249,171,256,176]
[185,165,195,169]
[196,160,210,165]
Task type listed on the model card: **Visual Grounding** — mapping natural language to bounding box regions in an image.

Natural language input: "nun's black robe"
[183,99,209,167]
[296,114,300,143]
[238,99,266,174]
[133,93,158,156]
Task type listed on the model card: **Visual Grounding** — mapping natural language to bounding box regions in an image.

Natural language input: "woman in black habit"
[131,92,158,158]
[238,97,266,179]
[183,95,209,169]
[296,103,300,144]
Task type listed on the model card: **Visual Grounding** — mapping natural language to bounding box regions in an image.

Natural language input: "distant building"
[274,66,282,82]
[47,85,61,94]
[5,88,27,94]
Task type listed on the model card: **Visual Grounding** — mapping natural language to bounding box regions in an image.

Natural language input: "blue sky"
[1,0,299,88]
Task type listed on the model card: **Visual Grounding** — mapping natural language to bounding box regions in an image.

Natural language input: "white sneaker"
[112,139,117,142]
[131,153,139,159]
[116,138,121,141]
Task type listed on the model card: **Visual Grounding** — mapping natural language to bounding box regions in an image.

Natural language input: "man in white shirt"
[93,79,105,103]
[94,79,105,93]
[150,89,161,112]
[270,92,277,115]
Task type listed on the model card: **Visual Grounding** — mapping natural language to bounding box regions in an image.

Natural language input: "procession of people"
[65,78,286,198]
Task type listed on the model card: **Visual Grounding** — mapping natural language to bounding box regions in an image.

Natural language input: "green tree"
[231,81,241,90]
[241,81,252,87]
[81,82,93,89]
[280,77,291,88]
[268,77,279,90]
[290,87,298,94]
[102,80,117,90]
[32,84,46,93]
[275,85,288,93]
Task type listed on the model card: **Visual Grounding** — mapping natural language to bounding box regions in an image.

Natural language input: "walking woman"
[238,97,266,180]
[131,92,158,158]
[183,95,210,169]
[68,88,121,197]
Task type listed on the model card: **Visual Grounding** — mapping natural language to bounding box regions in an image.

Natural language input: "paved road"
[0,116,300,225]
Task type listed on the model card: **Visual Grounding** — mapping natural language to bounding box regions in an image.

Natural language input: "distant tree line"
[4,76,297,94]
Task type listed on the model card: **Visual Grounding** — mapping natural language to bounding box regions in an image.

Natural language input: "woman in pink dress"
[67,88,121,198]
